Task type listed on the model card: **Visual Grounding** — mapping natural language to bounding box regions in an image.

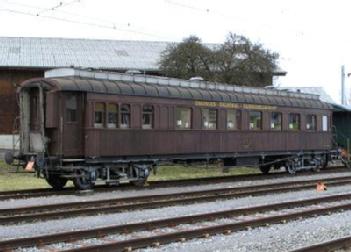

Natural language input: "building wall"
[0,69,43,134]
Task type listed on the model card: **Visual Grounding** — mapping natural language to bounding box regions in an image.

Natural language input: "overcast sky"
[1,0,351,103]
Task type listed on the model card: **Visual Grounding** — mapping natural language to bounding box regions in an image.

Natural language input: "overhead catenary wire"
[0,0,172,40]
[36,0,80,16]
[164,0,305,40]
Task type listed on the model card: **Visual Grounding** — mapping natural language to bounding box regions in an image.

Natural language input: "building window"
[227,109,240,130]
[271,112,282,130]
[94,102,105,128]
[202,108,217,129]
[120,104,130,129]
[322,115,328,132]
[288,113,300,130]
[306,114,317,131]
[107,104,118,128]
[249,111,262,130]
[142,105,154,129]
[176,107,191,129]
[65,95,77,122]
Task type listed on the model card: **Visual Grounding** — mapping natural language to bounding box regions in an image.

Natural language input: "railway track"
[292,236,351,252]
[1,175,351,225]
[0,165,347,201]
[1,192,351,251]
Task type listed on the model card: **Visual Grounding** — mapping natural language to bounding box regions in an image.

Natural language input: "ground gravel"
[142,210,351,252]
[32,200,351,251]
[1,182,351,241]
[13,200,351,251]
[1,171,351,209]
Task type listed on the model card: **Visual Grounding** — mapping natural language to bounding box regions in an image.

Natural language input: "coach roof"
[20,68,331,110]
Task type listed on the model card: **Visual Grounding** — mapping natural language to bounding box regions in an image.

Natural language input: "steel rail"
[61,202,351,252]
[2,175,351,215]
[0,178,351,225]
[0,166,346,201]
[1,193,351,251]
[291,236,351,252]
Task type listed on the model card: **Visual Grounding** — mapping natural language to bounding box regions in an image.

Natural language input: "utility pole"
[341,65,346,105]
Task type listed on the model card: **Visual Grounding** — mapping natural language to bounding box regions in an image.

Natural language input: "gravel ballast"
[142,209,351,252]
[1,183,351,241]
[1,171,351,209]
[23,200,351,251]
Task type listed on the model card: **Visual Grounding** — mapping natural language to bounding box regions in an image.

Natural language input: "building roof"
[0,37,286,75]
[276,87,335,104]
[0,37,169,71]
[20,68,330,110]
[276,86,351,112]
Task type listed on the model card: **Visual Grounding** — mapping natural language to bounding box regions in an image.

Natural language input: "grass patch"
[0,172,49,191]
[0,159,259,191]
[149,165,259,181]
[0,159,49,191]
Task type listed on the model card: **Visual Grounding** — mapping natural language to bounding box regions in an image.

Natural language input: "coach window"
[249,111,262,130]
[202,108,217,129]
[94,102,105,128]
[120,104,131,129]
[175,107,191,129]
[288,113,300,130]
[142,105,154,129]
[271,112,282,130]
[322,115,329,131]
[107,104,118,128]
[227,109,240,130]
[65,95,77,122]
[306,114,317,131]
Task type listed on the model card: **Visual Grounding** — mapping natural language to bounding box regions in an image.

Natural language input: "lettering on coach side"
[194,101,276,110]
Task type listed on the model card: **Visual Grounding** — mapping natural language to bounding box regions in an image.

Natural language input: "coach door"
[19,86,46,154]
[62,93,84,157]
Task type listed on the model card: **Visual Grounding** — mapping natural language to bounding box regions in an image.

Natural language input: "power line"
[1,0,131,28]
[0,1,172,40]
[36,0,80,16]
[164,0,305,40]
[164,0,210,13]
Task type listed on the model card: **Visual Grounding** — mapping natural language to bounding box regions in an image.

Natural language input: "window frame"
[120,104,131,129]
[270,112,282,131]
[201,108,217,130]
[288,113,301,131]
[249,110,262,130]
[306,114,317,131]
[322,115,329,132]
[142,104,154,129]
[175,107,192,130]
[107,103,118,129]
[226,109,241,130]
[65,94,78,123]
[94,102,105,128]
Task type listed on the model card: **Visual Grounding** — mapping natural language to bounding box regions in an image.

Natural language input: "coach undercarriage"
[17,150,330,190]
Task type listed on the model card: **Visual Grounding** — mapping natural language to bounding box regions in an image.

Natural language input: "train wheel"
[45,173,67,190]
[130,165,150,187]
[73,169,94,190]
[286,161,296,175]
[259,165,271,174]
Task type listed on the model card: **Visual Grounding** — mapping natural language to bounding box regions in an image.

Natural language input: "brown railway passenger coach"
[6,68,334,190]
